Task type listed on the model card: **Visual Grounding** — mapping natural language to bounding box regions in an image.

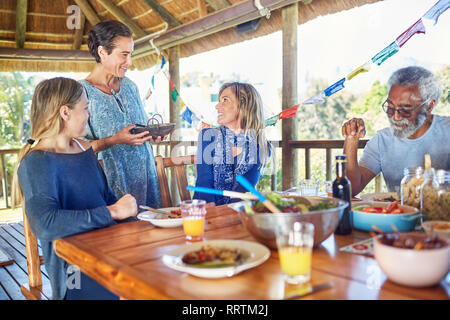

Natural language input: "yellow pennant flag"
[347,61,371,81]
[179,99,185,111]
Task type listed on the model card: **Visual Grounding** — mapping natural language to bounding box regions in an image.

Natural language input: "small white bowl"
[422,221,450,240]
[373,233,450,288]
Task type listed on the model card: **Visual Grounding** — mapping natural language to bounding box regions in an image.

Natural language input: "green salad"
[245,192,337,214]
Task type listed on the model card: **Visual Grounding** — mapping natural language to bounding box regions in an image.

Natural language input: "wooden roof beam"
[142,0,181,27]
[206,0,231,11]
[15,0,28,48]
[197,0,208,18]
[72,12,86,50]
[134,0,303,59]
[96,0,147,38]
[74,0,101,26]
[0,48,93,61]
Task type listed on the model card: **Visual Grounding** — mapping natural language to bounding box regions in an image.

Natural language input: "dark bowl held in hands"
[130,123,175,139]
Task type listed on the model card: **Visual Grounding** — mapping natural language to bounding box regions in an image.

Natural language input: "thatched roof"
[0,0,381,72]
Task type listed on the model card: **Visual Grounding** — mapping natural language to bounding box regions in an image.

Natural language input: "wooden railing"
[0,148,20,208]
[0,139,382,208]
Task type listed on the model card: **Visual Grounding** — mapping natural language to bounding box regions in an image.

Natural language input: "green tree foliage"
[297,78,356,139]
[435,65,450,114]
[0,72,41,147]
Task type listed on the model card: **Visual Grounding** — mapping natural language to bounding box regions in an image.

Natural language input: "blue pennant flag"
[161,55,166,69]
[324,78,346,97]
[182,107,193,124]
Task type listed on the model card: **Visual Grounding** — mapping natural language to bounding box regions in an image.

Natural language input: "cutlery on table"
[283,282,334,300]
[186,186,258,200]
[139,205,180,218]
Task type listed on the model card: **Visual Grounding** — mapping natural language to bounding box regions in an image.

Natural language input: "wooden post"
[15,0,28,49]
[281,3,298,191]
[168,46,181,205]
[197,0,208,18]
[72,12,86,50]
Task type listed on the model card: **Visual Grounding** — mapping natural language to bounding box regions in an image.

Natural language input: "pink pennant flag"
[396,19,426,47]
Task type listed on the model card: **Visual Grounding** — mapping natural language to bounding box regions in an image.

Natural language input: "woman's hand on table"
[107,194,137,220]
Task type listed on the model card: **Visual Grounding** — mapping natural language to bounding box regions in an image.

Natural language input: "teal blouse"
[80,77,162,208]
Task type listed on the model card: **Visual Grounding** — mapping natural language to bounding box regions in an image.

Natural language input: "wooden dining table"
[53,203,449,300]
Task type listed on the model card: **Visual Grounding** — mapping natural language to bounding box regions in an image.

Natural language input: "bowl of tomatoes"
[352,200,420,232]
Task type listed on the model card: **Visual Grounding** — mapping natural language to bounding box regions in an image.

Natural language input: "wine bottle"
[332,155,352,235]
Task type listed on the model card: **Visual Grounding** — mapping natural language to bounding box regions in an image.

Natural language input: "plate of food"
[137,207,182,228]
[162,240,270,278]
[359,192,399,202]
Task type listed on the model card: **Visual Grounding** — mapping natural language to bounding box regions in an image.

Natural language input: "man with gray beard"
[341,66,450,196]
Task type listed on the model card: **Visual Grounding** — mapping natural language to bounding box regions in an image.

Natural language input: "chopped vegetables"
[354,200,404,214]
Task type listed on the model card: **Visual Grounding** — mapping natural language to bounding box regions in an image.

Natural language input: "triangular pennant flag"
[279,104,300,120]
[179,99,185,111]
[371,41,400,66]
[264,114,279,127]
[156,56,162,66]
[171,88,179,102]
[396,19,426,47]
[169,78,174,92]
[302,93,326,105]
[161,55,166,68]
[422,0,450,25]
[151,75,155,88]
[324,78,346,97]
[347,61,372,81]
[191,112,201,129]
[181,107,193,124]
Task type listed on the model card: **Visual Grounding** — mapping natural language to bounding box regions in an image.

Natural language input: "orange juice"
[278,246,312,276]
[183,217,205,237]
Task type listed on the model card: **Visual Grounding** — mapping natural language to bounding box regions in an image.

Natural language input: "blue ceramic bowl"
[352,201,420,233]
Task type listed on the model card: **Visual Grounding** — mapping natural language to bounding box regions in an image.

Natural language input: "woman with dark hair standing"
[80,20,162,208]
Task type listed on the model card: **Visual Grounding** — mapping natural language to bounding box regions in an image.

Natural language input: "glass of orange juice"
[276,222,314,284]
[180,200,206,242]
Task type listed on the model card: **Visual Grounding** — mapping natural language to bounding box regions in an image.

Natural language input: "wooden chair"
[20,205,47,300]
[154,155,196,207]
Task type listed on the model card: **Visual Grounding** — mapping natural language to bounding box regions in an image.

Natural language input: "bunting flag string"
[147,0,448,129]
[262,0,449,128]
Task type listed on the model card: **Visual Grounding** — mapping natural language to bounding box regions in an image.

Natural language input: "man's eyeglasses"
[381,99,429,118]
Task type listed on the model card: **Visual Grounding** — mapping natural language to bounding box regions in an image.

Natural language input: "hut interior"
[0,0,380,73]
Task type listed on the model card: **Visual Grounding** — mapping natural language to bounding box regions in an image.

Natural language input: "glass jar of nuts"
[400,166,424,209]
[421,169,450,221]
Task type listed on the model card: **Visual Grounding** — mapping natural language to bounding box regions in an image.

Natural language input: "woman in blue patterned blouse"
[80,20,162,208]
[193,82,272,205]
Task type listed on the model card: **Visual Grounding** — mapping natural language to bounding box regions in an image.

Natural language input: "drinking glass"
[299,179,319,196]
[276,222,314,284]
[325,181,333,197]
[180,200,206,242]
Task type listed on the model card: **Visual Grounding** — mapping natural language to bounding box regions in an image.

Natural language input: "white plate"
[360,192,399,202]
[162,240,270,279]
[137,207,182,228]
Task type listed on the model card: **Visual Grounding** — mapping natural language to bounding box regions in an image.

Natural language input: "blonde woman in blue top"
[11,77,137,299]
[194,82,272,205]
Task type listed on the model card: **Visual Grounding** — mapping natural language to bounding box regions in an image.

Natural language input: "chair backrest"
[21,205,47,299]
[155,155,195,207]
